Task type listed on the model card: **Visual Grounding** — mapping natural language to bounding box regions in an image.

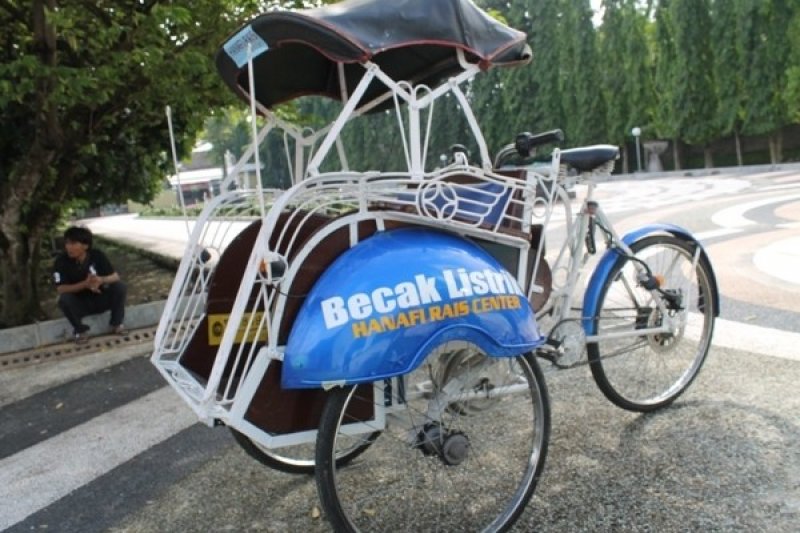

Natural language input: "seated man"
[52,226,127,343]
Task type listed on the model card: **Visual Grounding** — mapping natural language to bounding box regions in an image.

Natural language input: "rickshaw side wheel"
[315,348,550,532]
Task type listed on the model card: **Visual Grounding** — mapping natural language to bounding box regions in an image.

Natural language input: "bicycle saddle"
[559,145,619,172]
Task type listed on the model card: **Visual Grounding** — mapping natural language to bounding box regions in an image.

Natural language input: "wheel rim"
[232,426,378,474]
[318,344,549,532]
[250,440,317,468]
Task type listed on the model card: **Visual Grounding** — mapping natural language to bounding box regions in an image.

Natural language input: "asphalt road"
[2,169,799,532]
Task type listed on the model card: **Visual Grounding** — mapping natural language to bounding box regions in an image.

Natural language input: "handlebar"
[514,129,564,157]
[493,128,564,168]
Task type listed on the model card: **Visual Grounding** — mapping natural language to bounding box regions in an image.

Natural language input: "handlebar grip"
[515,129,565,157]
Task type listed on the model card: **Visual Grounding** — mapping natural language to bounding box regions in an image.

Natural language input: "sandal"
[74,332,90,345]
[112,325,127,336]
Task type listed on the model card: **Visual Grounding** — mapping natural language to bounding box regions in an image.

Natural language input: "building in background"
[168,142,222,206]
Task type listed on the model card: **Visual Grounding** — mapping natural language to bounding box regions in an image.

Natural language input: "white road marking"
[760,183,800,191]
[752,236,800,285]
[712,318,800,362]
[694,227,743,241]
[0,387,196,530]
[710,193,800,229]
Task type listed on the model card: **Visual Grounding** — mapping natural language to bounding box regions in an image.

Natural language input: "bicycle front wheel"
[587,235,716,412]
[315,343,550,532]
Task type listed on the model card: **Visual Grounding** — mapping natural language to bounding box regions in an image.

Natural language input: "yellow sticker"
[207,312,267,346]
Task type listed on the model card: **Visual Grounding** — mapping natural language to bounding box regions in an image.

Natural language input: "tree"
[0,0,317,326]
[671,0,718,167]
[600,0,653,172]
[786,7,800,124]
[500,0,565,139]
[652,0,683,168]
[560,0,607,147]
[204,108,254,167]
[471,0,531,154]
[203,107,297,188]
[711,0,746,166]
[738,0,793,163]
[600,0,631,170]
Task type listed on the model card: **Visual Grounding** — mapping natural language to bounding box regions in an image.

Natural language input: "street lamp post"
[631,127,642,173]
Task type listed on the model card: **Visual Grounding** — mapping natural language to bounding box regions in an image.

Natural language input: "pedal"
[535,341,561,365]
[540,321,586,369]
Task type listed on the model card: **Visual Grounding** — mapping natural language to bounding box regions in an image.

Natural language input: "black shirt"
[53,248,116,292]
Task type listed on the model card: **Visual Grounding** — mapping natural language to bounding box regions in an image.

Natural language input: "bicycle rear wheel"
[315,343,549,532]
[587,235,716,412]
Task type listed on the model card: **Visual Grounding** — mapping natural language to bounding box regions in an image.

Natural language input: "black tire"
[587,235,716,412]
[230,427,378,475]
[315,344,550,532]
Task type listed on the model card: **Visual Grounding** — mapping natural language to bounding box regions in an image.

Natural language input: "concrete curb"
[0,342,155,407]
[0,300,166,355]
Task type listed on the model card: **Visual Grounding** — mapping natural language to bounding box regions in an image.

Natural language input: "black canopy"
[216,0,531,112]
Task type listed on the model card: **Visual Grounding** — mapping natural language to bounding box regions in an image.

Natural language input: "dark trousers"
[58,282,127,334]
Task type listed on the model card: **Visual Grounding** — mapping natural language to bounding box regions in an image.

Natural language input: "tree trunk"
[769,130,783,165]
[734,129,743,167]
[0,0,61,326]
[0,231,45,327]
[769,136,776,164]
[672,139,682,170]
[621,144,629,174]
[704,145,714,169]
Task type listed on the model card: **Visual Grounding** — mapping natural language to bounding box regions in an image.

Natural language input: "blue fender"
[582,223,720,334]
[282,228,544,389]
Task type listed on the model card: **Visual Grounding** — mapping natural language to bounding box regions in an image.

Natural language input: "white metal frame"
[532,167,687,344]
[151,49,676,450]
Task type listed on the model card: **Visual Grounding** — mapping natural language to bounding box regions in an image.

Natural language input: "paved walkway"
[2,171,798,531]
[84,214,205,261]
[83,175,800,286]
[4,169,795,358]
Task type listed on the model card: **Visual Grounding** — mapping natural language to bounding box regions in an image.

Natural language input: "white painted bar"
[0,387,195,530]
